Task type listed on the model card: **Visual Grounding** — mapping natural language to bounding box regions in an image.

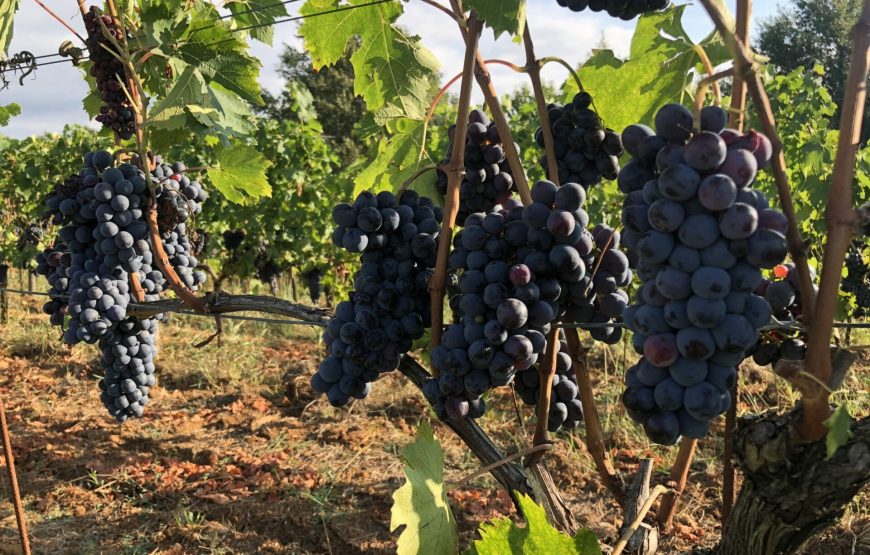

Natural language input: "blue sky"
[0,0,791,138]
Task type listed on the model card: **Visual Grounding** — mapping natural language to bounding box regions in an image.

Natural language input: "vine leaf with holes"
[563,6,729,132]
[389,421,458,555]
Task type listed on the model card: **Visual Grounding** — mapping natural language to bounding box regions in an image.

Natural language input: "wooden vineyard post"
[0,394,30,555]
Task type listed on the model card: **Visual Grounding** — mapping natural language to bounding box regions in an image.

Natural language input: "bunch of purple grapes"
[536,93,623,187]
[842,243,870,317]
[555,0,669,20]
[423,180,630,420]
[436,109,517,221]
[35,149,208,422]
[519,181,629,344]
[83,7,136,140]
[619,103,787,444]
[514,336,584,433]
[313,190,442,407]
[750,263,816,366]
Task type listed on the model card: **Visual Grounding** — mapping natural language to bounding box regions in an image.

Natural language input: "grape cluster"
[436,109,517,221]
[750,263,815,366]
[304,267,323,305]
[312,191,442,407]
[15,222,44,252]
[83,7,135,140]
[536,93,623,187]
[97,316,158,422]
[515,337,584,433]
[223,230,246,252]
[519,180,629,344]
[620,103,786,444]
[423,180,630,420]
[842,243,870,317]
[35,149,208,421]
[555,0,669,20]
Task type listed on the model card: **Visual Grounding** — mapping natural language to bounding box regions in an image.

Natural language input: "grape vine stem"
[565,329,624,503]
[444,0,532,206]
[801,0,870,440]
[427,12,481,355]
[33,0,86,43]
[612,485,669,555]
[523,23,559,186]
[656,438,697,531]
[702,0,868,441]
[727,0,752,131]
[722,0,752,521]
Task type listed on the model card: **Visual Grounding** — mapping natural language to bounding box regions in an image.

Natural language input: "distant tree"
[755,0,867,142]
[260,44,366,164]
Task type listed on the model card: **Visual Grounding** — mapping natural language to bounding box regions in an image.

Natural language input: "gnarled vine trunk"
[719,411,870,555]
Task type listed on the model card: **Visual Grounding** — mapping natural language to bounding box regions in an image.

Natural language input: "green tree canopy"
[260,44,366,165]
[755,0,868,142]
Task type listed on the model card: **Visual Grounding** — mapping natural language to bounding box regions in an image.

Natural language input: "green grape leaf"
[207,143,272,203]
[564,5,728,131]
[299,0,440,121]
[355,117,437,200]
[468,493,601,555]
[465,0,526,39]
[171,8,263,105]
[0,103,20,126]
[0,0,18,55]
[226,0,289,45]
[148,66,256,148]
[390,421,458,555]
[824,404,853,459]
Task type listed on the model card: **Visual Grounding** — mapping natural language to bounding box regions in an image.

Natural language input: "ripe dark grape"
[315,191,442,408]
[436,109,517,221]
[83,8,136,139]
[35,151,208,422]
[535,93,622,187]
[555,0,669,19]
[619,104,786,444]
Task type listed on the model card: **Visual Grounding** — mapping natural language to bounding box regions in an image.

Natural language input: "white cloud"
[1,0,789,139]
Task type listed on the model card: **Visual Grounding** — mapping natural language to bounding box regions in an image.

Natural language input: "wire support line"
[0,288,326,328]
[3,0,395,78]
[4,287,870,332]
[0,56,91,75]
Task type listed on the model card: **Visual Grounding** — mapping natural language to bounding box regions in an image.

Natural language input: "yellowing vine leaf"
[0,0,18,56]
[299,0,440,121]
[465,0,526,39]
[390,421,458,555]
[208,143,272,203]
[468,493,601,555]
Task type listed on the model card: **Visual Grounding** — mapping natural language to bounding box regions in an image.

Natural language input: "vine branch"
[565,328,624,502]
[523,23,559,185]
[428,13,482,354]
[656,438,697,531]
[727,0,752,131]
[801,0,870,439]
